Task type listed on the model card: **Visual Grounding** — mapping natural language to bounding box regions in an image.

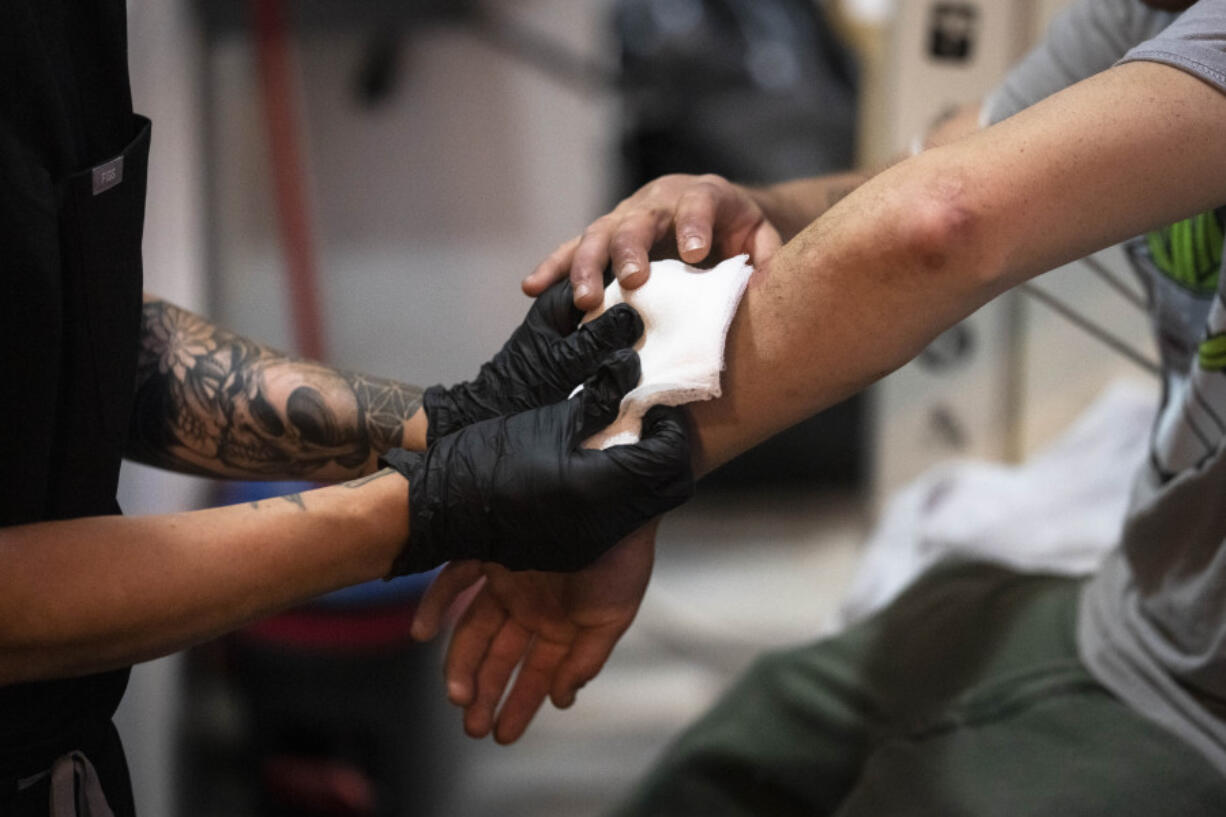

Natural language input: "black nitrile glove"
[423,279,641,444]
[380,349,694,575]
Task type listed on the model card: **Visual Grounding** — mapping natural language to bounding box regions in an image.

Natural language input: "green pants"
[611,562,1226,816]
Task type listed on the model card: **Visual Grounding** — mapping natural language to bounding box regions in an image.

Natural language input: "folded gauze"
[579,254,754,450]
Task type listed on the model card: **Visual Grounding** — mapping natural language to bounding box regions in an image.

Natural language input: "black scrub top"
[1,0,147,810]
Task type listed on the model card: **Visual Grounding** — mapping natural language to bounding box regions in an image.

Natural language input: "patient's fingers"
[411,560,484,641]
[494,636,571,744]
[674,182,721,264]
[464,619,533,738]
[748,220,783,267]
[524,236,581,298]
[551,627,621,709]
[568,217,617,309]
[608,209,664,290]
[444,589,506,708]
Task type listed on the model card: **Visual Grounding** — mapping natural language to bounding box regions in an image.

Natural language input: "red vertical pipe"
[251,0,327,360]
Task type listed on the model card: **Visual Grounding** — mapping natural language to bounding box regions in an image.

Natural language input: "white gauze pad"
[581,254,754,449]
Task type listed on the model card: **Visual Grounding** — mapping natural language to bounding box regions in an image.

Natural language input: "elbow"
[896,170,1010,294]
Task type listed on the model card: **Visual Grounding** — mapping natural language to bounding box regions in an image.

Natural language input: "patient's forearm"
[747,104,983,251]
[688,62,1226,476]
[750,171,872,244]
[688,154,1000,475]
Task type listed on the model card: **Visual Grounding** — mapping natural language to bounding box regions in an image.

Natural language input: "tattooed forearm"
[127,298,423,480]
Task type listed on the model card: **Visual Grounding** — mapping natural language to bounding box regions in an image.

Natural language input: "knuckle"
[646,173,694,200]
[609,232,642,259]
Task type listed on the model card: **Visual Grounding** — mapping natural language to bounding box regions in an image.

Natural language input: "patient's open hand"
[410,521,658,744]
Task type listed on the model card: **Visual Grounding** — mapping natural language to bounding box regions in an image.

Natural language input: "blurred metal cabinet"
[867,0,1059,504]
[883,0,1032,147]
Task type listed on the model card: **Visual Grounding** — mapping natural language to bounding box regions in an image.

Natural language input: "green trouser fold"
[611,562,1226,817]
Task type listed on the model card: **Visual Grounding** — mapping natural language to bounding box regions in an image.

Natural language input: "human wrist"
[339,466,411,580]
[401,405,429,451]
[746,182,784,220]
[421,383,469,445]
[294,470,410,584]
[378,448,441,576]
[746,182,807,243]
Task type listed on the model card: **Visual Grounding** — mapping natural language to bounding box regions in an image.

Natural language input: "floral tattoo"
[129,300,423,479]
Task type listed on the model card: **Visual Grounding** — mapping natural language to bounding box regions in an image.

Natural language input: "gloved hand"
[380,350,693,575]
[423,278,641,444]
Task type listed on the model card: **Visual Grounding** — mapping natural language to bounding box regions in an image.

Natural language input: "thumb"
[569,348,640,443]
[639,404,690,455]
[604,404,695,508]
[553,304,643,377]
[531,277,584,337]
[612,404,692,470]
[750,221,783,267]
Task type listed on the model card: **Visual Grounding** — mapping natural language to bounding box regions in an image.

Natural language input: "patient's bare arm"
[523,171,874,311]
[690,62,1226,475]
[420,60,1226,746]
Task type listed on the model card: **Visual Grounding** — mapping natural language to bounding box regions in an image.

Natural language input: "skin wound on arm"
[128,299,423,480]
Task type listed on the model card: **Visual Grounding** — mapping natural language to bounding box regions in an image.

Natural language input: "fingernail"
[682,236,704,253]
[448,680,467,703]
[619,262,640,280]
[575,283,592,302]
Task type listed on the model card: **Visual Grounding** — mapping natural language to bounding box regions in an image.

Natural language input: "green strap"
[1205,210,1223,270]
[1199,333,1226,371]
[1145,211,1223,293]
[1148,227,1174,276]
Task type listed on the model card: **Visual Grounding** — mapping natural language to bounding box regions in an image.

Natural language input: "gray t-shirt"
[984,0,1226,773]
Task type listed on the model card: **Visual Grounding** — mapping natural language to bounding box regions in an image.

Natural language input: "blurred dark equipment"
[178,480,446,817]
[355,29,403,107]
[614,0,863,487]
[929,2,979,62]
[196,0,864,484]
[230,591,445,817]
[615,0,857,186]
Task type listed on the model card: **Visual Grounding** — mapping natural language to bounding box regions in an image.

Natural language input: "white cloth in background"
[835,379,1158,629]
[582,254,754,450]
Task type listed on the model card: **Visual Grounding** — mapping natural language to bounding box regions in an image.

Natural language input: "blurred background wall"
[110,1,1158,815]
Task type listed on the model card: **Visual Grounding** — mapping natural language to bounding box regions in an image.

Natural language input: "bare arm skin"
[423,61,1226,744]
[754,102,983,238]
[2,292,650,683]
[0,300,428,682]
[522,104,983,311]
[127,296,428,480]
[0,470,407,685]
[523,172,877,310]
[690,62,1226,474]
